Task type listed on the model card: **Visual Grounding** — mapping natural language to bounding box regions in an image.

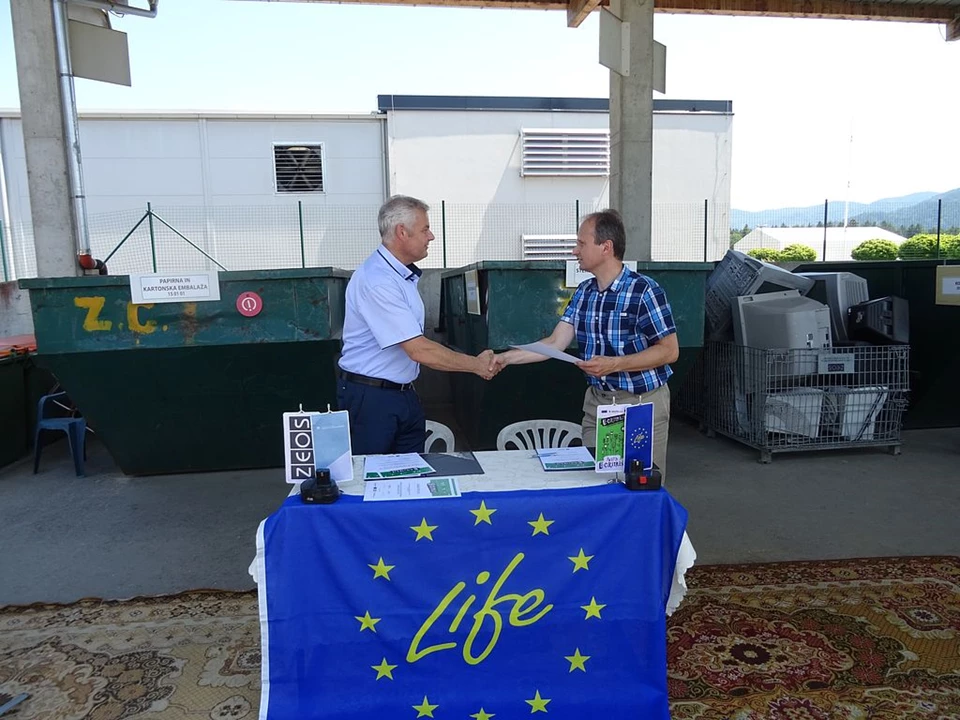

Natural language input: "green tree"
[898,234,939,259]
[730,230,743,247]
[747,248,781,262]
[851,239,899,261]
[779,244,817,261]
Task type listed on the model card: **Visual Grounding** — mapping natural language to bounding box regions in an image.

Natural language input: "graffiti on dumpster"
[73,296,171,336]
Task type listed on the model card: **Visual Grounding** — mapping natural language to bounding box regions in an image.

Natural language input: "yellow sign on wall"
[935,266,960,306]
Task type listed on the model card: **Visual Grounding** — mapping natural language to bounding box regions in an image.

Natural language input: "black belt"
[339,370,415,392]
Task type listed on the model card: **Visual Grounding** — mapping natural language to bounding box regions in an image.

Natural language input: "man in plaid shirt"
[497,209,679,478]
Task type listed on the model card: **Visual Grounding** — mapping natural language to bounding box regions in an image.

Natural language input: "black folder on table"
[419,452,484,477]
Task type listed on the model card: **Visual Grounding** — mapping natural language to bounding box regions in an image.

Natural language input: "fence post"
[703,198,709,262]
[298,200,306,268]
[147,202,157,273]
[0,222,8,282]
[936,198,942,258]
[441,200,447,269]
[822,199,829,261]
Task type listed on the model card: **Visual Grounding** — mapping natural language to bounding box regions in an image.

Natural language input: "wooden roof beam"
[568,0,604,27]
[654,0,958,24]
[948,15,960,41]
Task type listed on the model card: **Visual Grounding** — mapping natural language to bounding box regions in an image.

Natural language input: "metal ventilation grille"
[274,144,324,193]
[521,129,610,177]
[522,234,577,260]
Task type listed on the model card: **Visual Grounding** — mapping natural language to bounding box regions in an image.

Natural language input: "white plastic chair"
[425,420,456,453]
[496,420,582,451]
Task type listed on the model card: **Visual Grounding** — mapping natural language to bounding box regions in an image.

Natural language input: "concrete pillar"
[10,0,79,277]
[608,0,655,261]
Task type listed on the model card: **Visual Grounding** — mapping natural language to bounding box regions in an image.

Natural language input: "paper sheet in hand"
[510,342,580,364]
[363,453,435,480]
[363,477,461,501]
[537,446,596,471]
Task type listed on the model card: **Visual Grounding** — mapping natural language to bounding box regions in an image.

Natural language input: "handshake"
[473,349,509,381]
[471,349,527,381]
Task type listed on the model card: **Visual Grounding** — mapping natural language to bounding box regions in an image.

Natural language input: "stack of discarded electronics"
[692,250,909,463]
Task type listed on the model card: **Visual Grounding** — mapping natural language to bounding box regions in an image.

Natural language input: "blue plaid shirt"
[561,265,677,394]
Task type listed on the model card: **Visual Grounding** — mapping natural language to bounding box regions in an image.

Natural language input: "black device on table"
[300,467,341,504]
[625,459,662,491]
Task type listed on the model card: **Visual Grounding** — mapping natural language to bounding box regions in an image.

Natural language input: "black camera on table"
[624,459,661,491]
[300,468,341,504]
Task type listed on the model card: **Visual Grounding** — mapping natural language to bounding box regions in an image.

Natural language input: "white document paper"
[363,453,435,480]
[537,446,596,471]
[510,342,580,364]
[363,477,461,501]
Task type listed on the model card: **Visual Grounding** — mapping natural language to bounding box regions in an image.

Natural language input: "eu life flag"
[625,402,655,471]
[257,484,688,720]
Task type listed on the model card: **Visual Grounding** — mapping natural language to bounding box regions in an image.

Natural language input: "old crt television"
[733,290,833,350]
[848,296,909,344]
[797,272,869,345]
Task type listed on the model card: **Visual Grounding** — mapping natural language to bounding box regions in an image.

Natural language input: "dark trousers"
[336,379,426,455]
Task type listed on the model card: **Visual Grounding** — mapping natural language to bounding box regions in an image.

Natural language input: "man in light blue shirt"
[338,195,498,454]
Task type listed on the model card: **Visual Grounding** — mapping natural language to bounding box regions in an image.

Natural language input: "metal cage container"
[696,341,909,462]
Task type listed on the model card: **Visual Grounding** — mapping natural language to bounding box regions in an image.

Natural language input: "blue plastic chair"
[33,392,87,477]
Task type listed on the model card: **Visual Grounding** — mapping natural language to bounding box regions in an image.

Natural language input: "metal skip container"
[20,269,348,475]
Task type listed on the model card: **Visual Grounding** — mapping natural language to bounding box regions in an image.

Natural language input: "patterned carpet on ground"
[1,556,958,720]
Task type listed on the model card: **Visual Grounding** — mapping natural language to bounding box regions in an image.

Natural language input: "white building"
[0,95,733,279]
[737,226,907,262]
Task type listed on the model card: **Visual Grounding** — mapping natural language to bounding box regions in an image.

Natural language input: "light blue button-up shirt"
[338,245,424,384]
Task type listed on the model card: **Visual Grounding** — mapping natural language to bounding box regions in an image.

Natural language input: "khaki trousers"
[581,383,671,481]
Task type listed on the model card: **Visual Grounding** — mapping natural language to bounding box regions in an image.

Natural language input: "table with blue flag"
[252,450,695,720]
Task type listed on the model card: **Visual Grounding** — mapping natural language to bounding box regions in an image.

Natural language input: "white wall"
[0,114,385,276]
[386,107,732,262]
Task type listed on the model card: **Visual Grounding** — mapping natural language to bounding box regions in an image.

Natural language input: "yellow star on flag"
[410,518,438,541]
[470,709,495,720]
[368,557,395,580]
[568,548,593,572]
[371,657,397,680]
[565,648,590,672]
[581,596,606,619]
[470,500,497,526]
[525,690,551,713]
[355,610,381,632]
[413,695,439,718]
[528,513,554,536]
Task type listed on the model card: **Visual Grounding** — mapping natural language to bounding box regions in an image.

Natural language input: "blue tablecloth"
[255,483,688,720]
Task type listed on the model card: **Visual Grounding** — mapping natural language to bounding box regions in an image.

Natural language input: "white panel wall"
[387,110,611,206]
[386,108,733,262]
[0,115,385,276]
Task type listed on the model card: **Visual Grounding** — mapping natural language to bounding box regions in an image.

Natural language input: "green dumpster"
[794,259,960,429]
[0,353,29,468]
[20,269,348,475]
[440,261,713,449]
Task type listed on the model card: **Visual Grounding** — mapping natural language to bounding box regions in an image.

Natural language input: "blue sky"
[1,0,958,210]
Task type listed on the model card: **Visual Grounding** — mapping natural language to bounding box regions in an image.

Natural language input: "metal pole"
[52,0,91,256]
[147,202,157,272]
[936,198,942,258]
[575,199,580,232]
[703,198,708,262]
[441,200,447,269]
[0,222,8,282]
[298,200,305,268]
[822,199,829,261]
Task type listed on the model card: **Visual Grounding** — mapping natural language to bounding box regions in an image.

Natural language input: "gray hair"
[378,195,430,242]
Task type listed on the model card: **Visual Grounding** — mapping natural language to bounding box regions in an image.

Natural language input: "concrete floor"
[1,416,958,607]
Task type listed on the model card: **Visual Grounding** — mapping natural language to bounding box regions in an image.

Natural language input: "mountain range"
[731,188,960,231]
